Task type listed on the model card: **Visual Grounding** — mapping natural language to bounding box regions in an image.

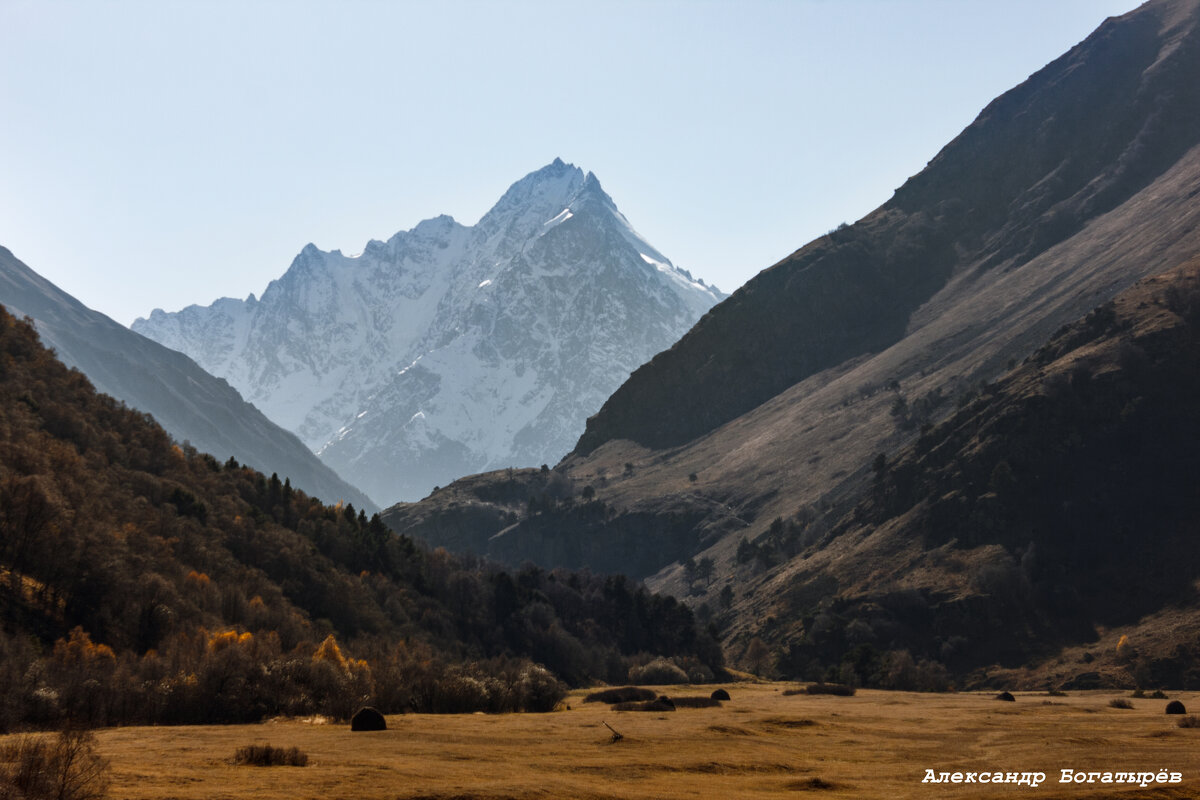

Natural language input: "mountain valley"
[382,0,1200,688]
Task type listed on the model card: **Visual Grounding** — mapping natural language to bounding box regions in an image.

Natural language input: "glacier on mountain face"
[133,159,724,505]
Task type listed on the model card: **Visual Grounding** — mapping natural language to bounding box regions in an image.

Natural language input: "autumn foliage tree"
[0,307,723,727]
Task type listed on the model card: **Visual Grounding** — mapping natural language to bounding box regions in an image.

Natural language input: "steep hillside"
[722,258,1200,688]
[577,0,1200,455]
[384,0,1200,604]
[134,160,723,504]
[0,247,376,512]
[0,306,721,730]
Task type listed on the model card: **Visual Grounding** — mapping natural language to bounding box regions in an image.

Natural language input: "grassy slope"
[725,258,1200,685]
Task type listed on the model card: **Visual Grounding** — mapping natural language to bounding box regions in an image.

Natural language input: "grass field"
[29,685,1200,799]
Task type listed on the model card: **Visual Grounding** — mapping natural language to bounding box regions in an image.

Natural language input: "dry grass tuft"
[1177,715,1200,728]
[1109,698,1134,709]
[785,776,838,791]
[760,717,818,729]
[706,724,756,736]
[233,744,308,767]
[668,696,722,709]
[612,698,675,712]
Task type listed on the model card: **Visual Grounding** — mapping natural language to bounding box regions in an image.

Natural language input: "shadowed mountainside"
[387,0,1200,566]
[576,0,1200,456]
[0,246,377,512]
[382,1,1200,686]
[725,258,1200,687]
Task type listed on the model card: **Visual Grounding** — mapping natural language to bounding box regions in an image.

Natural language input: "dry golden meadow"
[18,684,1187,800]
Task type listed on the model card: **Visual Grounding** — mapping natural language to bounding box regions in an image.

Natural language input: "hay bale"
[711,688,731,701]
[995,691,1015,702]
[1165,700,1187,715]
[350,706,387,731]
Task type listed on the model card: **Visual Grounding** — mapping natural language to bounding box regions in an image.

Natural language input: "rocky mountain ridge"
[134,160,723,505]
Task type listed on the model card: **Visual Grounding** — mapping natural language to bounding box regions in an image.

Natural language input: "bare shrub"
[628,658,688,686]
[881,650,951,692]
[514,664,566,713]
[0,729,110,800]
[417,660,566,714]
[233,744,308,767]
[429,671,500,714]
[805,683,855,696]
[1176,715,1200,728]
[1109,698,1133,709]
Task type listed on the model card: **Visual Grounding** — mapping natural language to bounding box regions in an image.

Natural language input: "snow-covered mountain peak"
[411,213,461,236]
[478,160,588,237]
[133,162,726,503]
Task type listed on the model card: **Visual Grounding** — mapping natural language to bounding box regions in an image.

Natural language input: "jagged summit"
[133,161,724,504]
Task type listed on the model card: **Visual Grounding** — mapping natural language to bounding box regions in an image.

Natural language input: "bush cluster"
[627,657,689,685]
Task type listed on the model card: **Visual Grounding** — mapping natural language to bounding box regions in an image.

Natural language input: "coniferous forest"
[0,307,723,730]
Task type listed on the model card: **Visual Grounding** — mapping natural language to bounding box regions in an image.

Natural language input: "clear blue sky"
[1,0,1139,326]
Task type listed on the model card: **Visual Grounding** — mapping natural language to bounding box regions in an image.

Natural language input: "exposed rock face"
[134,160,723,505]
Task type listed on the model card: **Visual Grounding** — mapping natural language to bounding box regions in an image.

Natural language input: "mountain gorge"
[382,0,1200,687]
[134,160,724,506]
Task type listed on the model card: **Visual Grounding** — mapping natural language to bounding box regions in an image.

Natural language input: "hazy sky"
[2,0,1138,326]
